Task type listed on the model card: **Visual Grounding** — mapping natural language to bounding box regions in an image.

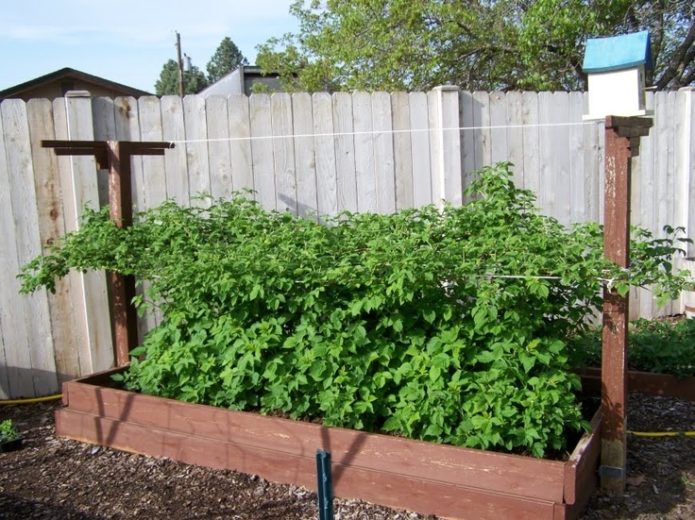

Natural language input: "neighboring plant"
[155,59,210,96]
[257,0,695,91]
[206,36,248,83]
[0,419,20,443]
[18,163,692,458]
[569,318,695,378]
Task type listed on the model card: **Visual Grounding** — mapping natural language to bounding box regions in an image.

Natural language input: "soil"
[1,393,693,520]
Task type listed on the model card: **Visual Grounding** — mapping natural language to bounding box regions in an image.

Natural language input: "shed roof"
[582,31,652,73]
[0,67,151,100]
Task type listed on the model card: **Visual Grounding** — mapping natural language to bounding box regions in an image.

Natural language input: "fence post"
[429,86,462,206]
[600,115,652,494]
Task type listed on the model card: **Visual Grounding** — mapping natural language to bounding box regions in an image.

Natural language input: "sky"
[1,0,299,93]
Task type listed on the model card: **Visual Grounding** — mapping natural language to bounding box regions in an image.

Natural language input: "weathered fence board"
[2,89,694,397]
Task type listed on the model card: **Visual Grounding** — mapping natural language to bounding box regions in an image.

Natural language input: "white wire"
[168,120,598,146]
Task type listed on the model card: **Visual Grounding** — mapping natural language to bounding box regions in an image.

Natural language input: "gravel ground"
[1,393,693,520]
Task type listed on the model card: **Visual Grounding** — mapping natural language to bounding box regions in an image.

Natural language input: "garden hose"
[628,430,695,438]
[0,393,62,405]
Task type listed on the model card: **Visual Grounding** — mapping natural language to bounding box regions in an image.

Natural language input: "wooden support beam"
[41,139,174,368]
[600,116,652,494]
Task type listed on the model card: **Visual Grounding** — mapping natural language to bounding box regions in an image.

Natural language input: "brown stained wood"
[579,368,695,402]
[563,410,602,507]
[55,407,561,520]
[601,116,652,494]
[61,374,567,503]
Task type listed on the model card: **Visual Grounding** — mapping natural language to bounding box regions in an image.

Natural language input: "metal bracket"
[599,465,626,479]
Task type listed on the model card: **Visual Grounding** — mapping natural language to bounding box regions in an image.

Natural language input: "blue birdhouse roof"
[582,31,652,73]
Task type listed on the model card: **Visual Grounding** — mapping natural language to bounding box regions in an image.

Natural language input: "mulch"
[1,393,693,519]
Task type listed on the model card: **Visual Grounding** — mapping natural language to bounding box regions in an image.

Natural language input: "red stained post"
[601,116,652,494]
[106,141,138,366]
[41,140,173,368]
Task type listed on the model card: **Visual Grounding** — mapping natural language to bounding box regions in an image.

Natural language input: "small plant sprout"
[0,419,20,443]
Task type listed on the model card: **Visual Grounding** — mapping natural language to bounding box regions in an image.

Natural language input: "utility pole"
[175,31,185,97]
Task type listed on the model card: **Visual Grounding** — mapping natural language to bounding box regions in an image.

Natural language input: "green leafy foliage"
[155,59,209,96]
[257,0,695,91]
[570,318,695,378]
[0,419,20,443]
[19,163,693,458]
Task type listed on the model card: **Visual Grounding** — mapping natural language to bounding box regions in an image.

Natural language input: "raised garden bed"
[56,367,601,520]
[579,368,695,402]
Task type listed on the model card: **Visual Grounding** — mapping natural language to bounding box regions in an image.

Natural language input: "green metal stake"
[316,449,334,520]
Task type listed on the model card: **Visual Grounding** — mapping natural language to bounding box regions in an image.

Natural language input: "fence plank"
[51,99,91,378]
[489,92,508,165]
[391,92,413,210]
[353,92,377,212]
[439,87,462,206]
[333,92,357,212]
[0,103,35,398]
[139,96,167,207]
[472,91,491,171]
[409,92,432,206]
[205,96,233,200]
[292,93,318,218]
[312,92,338,217]
[459,91,476,199]
[249,94,276,210]
[427,90,443,205]
[227,94,253,194]
[521,92,541,198]
[26,99,77,385]
[372,92,396,213]
[113,97,144,212]
[92,97,116,206]
[160,96,189,205]
[271,93,297,213]
[505,91,524,187]
[3,100,58,396]
[183,95,211,204]
[64,94,114,373]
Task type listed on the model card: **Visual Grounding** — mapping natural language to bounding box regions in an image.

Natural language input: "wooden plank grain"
[332,92,357,212]
[138,96,167,207]
[26,99,78,384]
[205,96,233,199]
[292,92,318,218]
[372,92,396,213]
[312,92,338,217]
[353,91,377,213]
[391,92,413,210]
[55,406,559,519]
[160,96,189,205]
[227,94,254,194]
[271,93,298,213]
[249,94,276,210]
[183,95,211,205]
[65,94,114,373]
[63,378,567,503]
[1,103,56,376]
[0,102,35,398]
[409,91,432,206]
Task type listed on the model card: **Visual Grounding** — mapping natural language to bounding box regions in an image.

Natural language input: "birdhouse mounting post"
[41,140,174,367]
[600,116,652,494]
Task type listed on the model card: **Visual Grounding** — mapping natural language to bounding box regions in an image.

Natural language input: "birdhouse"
[582,31,652,120]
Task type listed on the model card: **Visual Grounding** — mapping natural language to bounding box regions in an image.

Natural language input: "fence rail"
[1,87,694,398]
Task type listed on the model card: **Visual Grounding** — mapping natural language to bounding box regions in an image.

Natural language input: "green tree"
[206,37,249,83]
[256,0,694,92]
[155,59,209,96]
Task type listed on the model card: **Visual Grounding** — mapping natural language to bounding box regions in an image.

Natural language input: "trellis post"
[600,116,652,494]
[42,140,174,367]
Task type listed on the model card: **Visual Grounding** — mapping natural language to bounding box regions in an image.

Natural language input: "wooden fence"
[1,87,694,398]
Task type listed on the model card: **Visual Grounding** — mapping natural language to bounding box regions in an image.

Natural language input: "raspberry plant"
[20,163,692,457]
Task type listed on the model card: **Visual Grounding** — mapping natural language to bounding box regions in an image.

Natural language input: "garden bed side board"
[579,368,695,402]
[55,367,600,520]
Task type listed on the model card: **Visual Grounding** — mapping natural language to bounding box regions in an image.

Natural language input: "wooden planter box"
[56,367,601,520]
[579,368,695,402]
